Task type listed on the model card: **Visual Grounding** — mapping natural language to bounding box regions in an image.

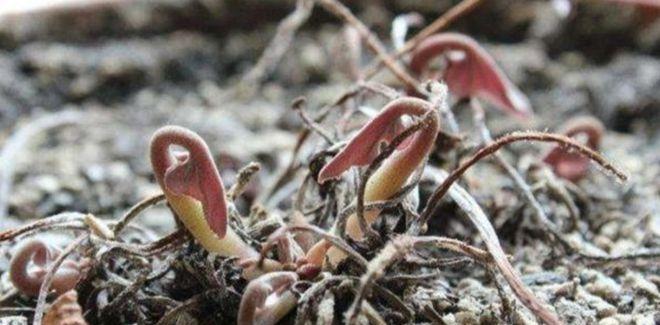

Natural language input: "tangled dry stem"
[418,131,628,231]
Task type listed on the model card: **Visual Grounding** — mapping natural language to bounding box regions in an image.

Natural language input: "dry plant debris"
[0,0,657,325]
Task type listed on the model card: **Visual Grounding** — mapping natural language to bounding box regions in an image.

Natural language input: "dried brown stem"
[401,255,472,268]
[345,237,411,325]
[346,235,490,324]
[260,225,368,268]
[95,229,188,257]
[0,212,87,242]
[113,194,166,236]
[155,289,220,325]
[101,272,148,319]
[363,0,484,79]
[292,97,336,144]
[227,162,261,201]
[239,0,314,89]
[470,100,575,250]
[420,167,561,325]
[577,248,660,263]
[418,131,628,231]
[295,275,356,325]
[539,167,581,230]
[318,0,420,91]
[84,214,114,240]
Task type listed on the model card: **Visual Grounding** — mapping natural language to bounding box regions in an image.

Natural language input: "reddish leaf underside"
[543,116,605,181]
[317,97,433,184]
[163,146,228,239]
[410,32,532,118]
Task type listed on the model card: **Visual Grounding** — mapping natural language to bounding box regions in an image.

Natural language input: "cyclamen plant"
[307,97,439,265]
[10,239,83,297]
[543,116,605,181]
[150,126,309,325]
[409,32,532,118]
[150,126,281,277]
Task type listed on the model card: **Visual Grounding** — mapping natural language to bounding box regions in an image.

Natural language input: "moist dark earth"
[0,0,658,324]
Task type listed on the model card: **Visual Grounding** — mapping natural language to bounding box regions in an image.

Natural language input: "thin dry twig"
[260,224,368,268]
[538,167,581,230]
[33,235,88,325]
[346,235,490,324]
[363,0,485,79]
[84,214,115,240]
[100,272,148,319]
[227,162,261,201]
[318,0,420,91]
[295,275,356,325]
[95,229,188,257]
[400,255,472,269]
[577,249,660,263]
[470,100,575,250]
[113,194,166,236]
[155,289,221,325]
[0,212,87,242]
[345,238,410,325]
[292,97,336,144]
[238,0,314,89]
[355,112,433,240]
[420,167,561,325]
[418,130,628,231]
[0,110,85,222]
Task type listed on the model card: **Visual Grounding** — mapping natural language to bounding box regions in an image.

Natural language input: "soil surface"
[0,0,657,324]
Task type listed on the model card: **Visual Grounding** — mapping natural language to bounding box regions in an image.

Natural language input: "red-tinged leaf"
[543,116,605,181]
[238,271,299,325]
[410,33,532,118]
[151,126,229,239]
[317,97,434,183]
[164,150,228,239]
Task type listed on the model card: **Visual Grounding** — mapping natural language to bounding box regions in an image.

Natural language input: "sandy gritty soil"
[0,0,657,324]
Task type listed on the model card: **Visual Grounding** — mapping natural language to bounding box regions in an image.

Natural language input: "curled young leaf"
[311,97,439,265]
[238,272,299,325]
[151,126,228,239]
[318,97,438,192]
[543,116,605,181]
[10,239,82,297]
[150,126,263,264]
[410,33,532,118]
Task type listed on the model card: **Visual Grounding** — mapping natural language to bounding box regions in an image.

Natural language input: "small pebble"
[622,272,660,299]
[582,270,622,302]
[34,174,60,193]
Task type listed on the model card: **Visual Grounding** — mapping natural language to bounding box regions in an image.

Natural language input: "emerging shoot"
[237,271,299,325]
[409,32,532,117]
[10,239,82,297]
[312,97,439,264]
[542,116,605,181]
[150,126,264,267]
